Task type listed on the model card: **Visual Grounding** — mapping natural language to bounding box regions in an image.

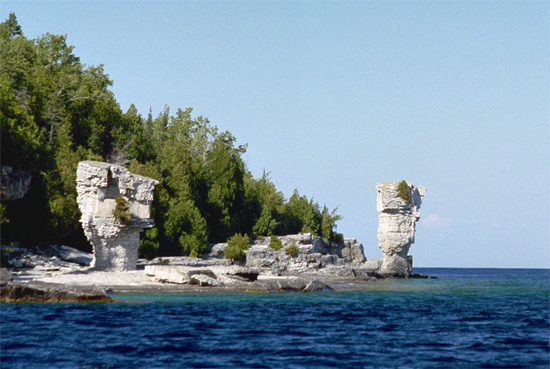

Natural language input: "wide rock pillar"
[376,181,426,277]
[76,161,158,271]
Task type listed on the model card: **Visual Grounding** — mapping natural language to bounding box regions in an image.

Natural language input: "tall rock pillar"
[376,181,426,277]
[76,161,158,271]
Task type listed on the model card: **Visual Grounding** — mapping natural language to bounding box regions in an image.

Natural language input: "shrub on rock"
[113,196,131,225]
[268,235,283,250]
[224,233,250,261]
[285,242,298,257]
[397,180,410,203]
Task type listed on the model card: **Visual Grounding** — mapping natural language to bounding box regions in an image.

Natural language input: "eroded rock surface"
[76,161,158,271]
[1,166,31,200]
[376,181,426,277]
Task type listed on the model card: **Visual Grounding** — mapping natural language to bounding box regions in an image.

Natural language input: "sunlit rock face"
[76,161,158,271]
[376,181,426,277]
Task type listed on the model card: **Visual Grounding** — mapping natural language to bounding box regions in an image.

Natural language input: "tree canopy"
[0,14,342,257]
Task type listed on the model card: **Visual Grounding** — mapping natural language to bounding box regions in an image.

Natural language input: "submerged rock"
[76,161,158,271]
[303,279,334,292]
[376,181,426,277]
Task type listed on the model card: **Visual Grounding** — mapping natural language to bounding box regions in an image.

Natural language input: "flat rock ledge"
[1,281,112,303]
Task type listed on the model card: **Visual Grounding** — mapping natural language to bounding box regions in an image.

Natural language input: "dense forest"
[0,14,342,258]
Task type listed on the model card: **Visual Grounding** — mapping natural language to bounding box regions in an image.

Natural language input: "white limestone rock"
[76,161,158,271]
[145,265,217,284]
[341,238,366,264]
[376,181,426,277]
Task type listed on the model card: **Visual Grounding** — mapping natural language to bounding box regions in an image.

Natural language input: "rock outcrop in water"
[0,281,112,303]
[376,181,426,277]
[76,161,158,271]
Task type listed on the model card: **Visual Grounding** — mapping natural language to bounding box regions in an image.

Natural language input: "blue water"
[1,268,549,368]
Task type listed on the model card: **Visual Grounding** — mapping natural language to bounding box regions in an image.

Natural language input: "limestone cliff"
[376,181,426,277]
[76,161,158,271]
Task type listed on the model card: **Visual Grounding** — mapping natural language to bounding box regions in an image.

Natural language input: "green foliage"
[268,235,283,251]
[138,239,159,260]
[157,257,170,265]
[0,14,342,258]
[252,206,277,238]
[223,233,250,261]
[113,196,131,225]
[397,180,411,203]
[165,198,208,257]
[285,242,299,258]
[321,205,343,242]
[0,203,9,224]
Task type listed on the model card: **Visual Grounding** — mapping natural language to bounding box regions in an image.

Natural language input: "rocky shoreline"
[0,235,434,303]
[1,174,432,302]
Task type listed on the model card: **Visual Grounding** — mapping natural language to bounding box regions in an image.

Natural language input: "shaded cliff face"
[0,166,31,201]
[376,181,426,277]
[76,161,158,271]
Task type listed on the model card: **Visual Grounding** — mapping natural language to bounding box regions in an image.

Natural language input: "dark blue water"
[1,268,549,368]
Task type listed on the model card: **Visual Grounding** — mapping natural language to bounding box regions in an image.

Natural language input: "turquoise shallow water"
[1,268,549,368]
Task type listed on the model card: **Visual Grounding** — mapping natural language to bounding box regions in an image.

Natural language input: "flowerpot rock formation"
[376,181,426,277]
[76,161,158,271]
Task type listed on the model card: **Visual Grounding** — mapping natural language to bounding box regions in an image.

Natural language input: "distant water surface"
[1,268,549,368]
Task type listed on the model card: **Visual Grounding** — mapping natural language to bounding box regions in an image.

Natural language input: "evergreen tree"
[0,14,342,256]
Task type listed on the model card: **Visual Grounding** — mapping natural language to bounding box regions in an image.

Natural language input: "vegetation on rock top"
[397,180,411,203]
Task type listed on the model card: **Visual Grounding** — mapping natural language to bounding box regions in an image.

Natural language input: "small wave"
[455,316,490,322]
[98,344,137,354]
[379,323,399,331]
[498,338,549,347]
[139,344,189,354]
[522,317,549,328]
[1,342,40,350]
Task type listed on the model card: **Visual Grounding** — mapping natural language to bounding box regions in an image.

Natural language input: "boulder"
[190,274,224,287]
[144,265,217,284]
[0,268,12,286]
[257,276,309,292]
[48,245,93,266]
[341,238,366,264]
[303,279,334,292]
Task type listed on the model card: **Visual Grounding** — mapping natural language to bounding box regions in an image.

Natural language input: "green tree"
[320,205,343,242]
[164,198,208,257]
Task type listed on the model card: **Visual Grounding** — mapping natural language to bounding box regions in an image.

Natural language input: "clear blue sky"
[2,1,548,268]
